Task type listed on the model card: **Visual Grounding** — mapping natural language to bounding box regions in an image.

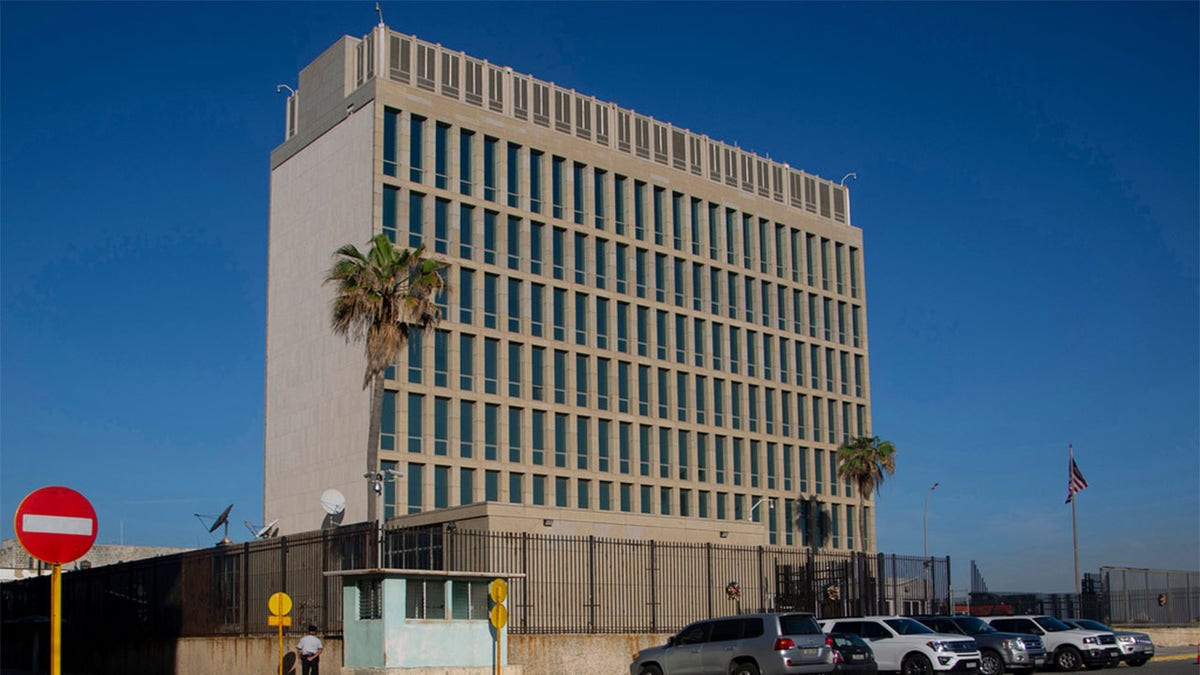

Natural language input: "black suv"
[914,616,1047,675]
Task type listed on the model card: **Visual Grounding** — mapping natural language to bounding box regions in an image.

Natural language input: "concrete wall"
[264,93,377,534]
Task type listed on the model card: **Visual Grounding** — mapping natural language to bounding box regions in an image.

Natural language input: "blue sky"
[2,2,1196,593]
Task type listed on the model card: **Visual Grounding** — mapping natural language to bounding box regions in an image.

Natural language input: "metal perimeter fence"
[1,521,949,644]
[1101,566,1199,626]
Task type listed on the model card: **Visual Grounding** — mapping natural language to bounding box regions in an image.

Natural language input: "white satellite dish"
[320,489,346,515]
[256,519,280,539]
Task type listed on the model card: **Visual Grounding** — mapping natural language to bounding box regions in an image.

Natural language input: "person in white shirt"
[296,624,323,675]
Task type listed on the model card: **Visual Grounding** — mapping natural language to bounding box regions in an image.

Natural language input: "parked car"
[914,615,1047,675]
[630,612,835,675]
[1059,619,1154,667]
[981,616,1119,672]
[827,632,879,675]
[819,616,981,675]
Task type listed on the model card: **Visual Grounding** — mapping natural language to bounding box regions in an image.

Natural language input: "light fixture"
[543,518,554,527]
[275,84,296,96]
[719,531,729,538]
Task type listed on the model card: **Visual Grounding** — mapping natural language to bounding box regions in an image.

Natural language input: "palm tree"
[326,234,448,522]
[836,435,897,552]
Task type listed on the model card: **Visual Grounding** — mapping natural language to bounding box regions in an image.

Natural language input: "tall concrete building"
[266,24,873,551]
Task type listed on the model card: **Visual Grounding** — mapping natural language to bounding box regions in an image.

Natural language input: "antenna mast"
[375,2,385,26]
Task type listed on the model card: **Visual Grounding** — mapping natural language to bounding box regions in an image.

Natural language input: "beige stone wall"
[264,96,377,534]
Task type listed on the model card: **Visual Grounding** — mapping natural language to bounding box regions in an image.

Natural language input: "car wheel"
[1055,647,1082,672]
[1126,658,1148,668]
[638,665,663,675]
[731,663,761,675]
[980,650,1005,675]
[902,654,934,675]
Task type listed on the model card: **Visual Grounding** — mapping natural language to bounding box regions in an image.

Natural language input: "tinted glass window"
[677,622,710,645]
[1034,617,1072,632]
[953,617,995,635]
[710,619,743,642]
[779,614,822,635]
[862,622,889,639]
[831,634,868,648]
[924,619,956,634]
[1073,619,1109,632]
[742,618,764,638]
[885,618,936,635]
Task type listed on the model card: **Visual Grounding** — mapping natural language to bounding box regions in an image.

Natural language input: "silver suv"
[982,616,1119,671]
[630,612,834,675]
[916,616,1046,675]
[820,616,981,675]
[1061,619,1154,667]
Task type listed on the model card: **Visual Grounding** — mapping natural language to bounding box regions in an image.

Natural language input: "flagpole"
[1070,444,1081,612]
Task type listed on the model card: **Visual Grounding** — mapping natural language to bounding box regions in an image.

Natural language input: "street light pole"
[923,482,939,612]
[923,482,939,560]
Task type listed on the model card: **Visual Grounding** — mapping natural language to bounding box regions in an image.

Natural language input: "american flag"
[1065,457,1089,503]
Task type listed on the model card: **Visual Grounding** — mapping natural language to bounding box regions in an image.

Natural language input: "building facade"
[266,24,873,551]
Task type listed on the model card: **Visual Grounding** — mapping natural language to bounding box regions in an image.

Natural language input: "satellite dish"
[243,519,280,539]
[257,519,280,539]
[195,504,234,545]
[320,489,346,515]
[320,488,346,529]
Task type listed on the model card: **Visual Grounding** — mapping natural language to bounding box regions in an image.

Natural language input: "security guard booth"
[328,569,522,673]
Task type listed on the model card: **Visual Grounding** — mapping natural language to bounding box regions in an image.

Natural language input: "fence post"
[757,545,766,612]
[706,542,713,619]
[280,535,288,595]
[588,535,596,631]
[242,542,250,637]
[649,539,657,632]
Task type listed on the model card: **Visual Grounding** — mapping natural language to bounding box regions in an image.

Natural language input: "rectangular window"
[597,419,611,472]
[483,211,497,265]
[383,107,401,177]
[593,170,607,229]
[531,409,546,465]
[508,470,523,502]
[552,227,566,281]
[408,191,425,249]
[506,143,521,208]
[595,238,608,290]
[532,474,546,505]
[575,353,590,407]
[714,435,726,484]
[639,424,652,477]
[619,421,632,474]
[575,292,589,346]
[407,331,423,383]
[614,175,627,235]
[507,277,521,333]
[554,414,569,469]
[508,406,523,463]
[597,357,610,410]
[406,393,425,455]
[434,123,449,189]
[529,150,543,213]
[459,129,473,195]
[482,136,497,201]
[553,349,568,405]
[484,403,499,461]
[573,162,586,225]
[576,416,590,470]
[551,156,565,219]
[507,341,522,397]
[555,476,569,507]
[484,469,499,501]
[409,115,425,182]
[483,337,498,393]
[407,463,424,514]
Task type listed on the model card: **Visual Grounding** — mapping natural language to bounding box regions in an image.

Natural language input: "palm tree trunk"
[859,491,867,553]
[365,375,385,523]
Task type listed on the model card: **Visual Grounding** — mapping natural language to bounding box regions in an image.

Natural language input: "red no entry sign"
[14,486,98,564]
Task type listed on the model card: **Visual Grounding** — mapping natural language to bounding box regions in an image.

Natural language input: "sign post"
[489,578,508,675]
[13,486,98,675]
[268,591,293,675]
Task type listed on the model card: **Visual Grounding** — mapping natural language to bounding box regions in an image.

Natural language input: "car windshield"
[1072,619,1110,631]
[832,633,868,648]
[1035,617,1073,632]
[885,618,936,635]
[954,618,996,635]
[779,614,823,635]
